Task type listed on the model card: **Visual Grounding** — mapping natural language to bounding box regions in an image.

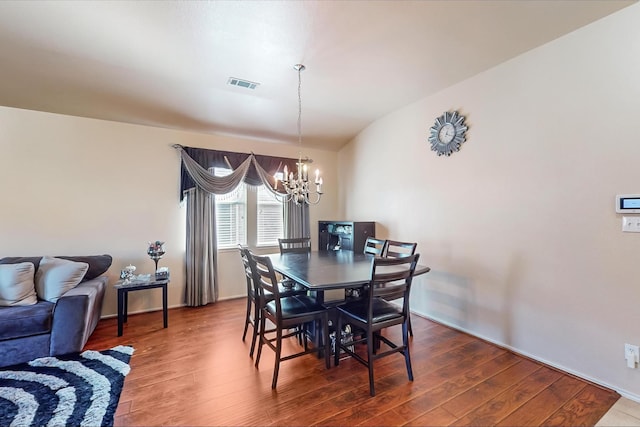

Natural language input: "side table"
[114,278,169,336]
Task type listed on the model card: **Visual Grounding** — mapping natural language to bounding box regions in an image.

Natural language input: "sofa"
[0,254,111,368]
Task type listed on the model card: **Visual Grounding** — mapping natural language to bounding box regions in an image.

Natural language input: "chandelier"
[274,64,323,205]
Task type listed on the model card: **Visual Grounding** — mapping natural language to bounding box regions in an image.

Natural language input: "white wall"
[339,4,640,400]
[0,107,338,316]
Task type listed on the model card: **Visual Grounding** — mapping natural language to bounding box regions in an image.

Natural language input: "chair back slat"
[363,237,386,256]
[384,240,417,259]
[278,237,312,254]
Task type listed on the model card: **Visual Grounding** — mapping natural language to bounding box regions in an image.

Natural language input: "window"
[257,186,283,246]
[214,168,247,249]
[214,168,284,249]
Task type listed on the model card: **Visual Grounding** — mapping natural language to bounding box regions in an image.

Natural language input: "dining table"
[266,249,430,304]
[266,249,430,356]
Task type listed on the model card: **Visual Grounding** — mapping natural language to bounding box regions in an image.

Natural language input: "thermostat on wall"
[616,194,640,213]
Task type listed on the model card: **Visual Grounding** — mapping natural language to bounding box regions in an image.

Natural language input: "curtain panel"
[184,186,216,306]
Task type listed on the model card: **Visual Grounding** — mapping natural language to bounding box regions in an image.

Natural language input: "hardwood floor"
[84,298,619,426]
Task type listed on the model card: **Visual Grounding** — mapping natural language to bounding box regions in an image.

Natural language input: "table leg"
[162,283,168,328]
[123,290,128,323]
[117,289,124,337]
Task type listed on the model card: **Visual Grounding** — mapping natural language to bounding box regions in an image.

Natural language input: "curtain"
[184,187,216,306]
[284,201,310,239]
[178,146,298,199]
[175,145,311,306]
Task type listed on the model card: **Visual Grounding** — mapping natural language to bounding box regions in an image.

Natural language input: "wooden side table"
[114,278,169,336]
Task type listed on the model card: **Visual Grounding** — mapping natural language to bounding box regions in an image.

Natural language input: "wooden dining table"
[266,250,430,303]
[266,250,430,355]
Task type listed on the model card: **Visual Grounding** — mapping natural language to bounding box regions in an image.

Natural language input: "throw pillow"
[35,256,89,303]
[0,262,38,306]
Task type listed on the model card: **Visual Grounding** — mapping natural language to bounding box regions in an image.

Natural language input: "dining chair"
[363,237,386,256]
[278,237,312,254]
[250,252,331,389]
[334,253,420,396]
[238,246,306,358]
[381,239,418,337]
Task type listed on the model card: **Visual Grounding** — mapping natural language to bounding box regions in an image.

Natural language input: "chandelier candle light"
[274,64,323,205]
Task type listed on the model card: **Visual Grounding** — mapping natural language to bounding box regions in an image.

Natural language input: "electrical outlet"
[625,343,639,368]
[622,217,640,232]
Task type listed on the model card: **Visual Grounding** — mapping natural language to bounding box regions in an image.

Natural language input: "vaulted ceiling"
[0,1,634,151]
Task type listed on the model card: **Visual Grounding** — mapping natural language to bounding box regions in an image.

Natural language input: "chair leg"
[334,315,342,367]
[255,315,266,368]
[367,328,376,397]
[302,323,309,350]
[242,296,251,341]
[272,327,283,389]
[408,314,413,337]
[373,331,381,354]
[403,321,414,381]
[249,300,260,358]
[323,316,331,369]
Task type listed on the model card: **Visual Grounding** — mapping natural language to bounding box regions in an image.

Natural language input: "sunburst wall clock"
[428,110,468,156]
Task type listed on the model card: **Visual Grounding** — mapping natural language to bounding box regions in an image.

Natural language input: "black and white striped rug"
[0,345,133,427]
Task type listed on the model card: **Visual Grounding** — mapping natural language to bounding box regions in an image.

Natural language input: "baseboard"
[100,303,186,320]
[218,294,245,301]
[411,310,640,404]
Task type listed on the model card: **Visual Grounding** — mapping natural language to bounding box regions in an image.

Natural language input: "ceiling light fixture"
[274,64,323,205]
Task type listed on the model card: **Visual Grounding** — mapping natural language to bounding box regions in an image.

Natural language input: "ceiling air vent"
[227,77,259,90]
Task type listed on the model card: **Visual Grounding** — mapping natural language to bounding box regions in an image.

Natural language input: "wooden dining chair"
[363,237,386,256]
[278,237,312,254]
[238,246,306,358]
[250,252,331,389]
[381,240,418,337]
[334,253,420,396]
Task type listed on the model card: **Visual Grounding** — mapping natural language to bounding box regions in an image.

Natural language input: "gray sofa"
[0,255,111,368]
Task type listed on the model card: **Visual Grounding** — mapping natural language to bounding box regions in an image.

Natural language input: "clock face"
[438,123,456,144]
[428,111,468,156]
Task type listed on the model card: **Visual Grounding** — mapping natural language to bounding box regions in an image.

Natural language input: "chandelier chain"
[297,65,303,147]
[273,63,323,205]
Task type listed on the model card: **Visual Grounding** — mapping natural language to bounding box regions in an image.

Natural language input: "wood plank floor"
[84,298,619,426]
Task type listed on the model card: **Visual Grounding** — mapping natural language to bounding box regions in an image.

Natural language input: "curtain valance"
[175,145,299,200]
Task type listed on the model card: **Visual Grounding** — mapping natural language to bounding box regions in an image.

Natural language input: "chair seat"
[265,295,325,319]
[337,297,403,324]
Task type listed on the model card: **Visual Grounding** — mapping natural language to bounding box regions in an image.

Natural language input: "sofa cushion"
[57,255,112,281]
[0,262,38,306]
[0,300,54,341]
[35,256,89,303]
[0,255,112,282]
[0,257,42,270]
